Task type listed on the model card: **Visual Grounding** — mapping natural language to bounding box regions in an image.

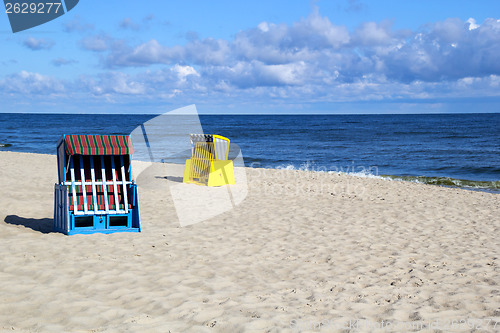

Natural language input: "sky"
[1,0,500,114]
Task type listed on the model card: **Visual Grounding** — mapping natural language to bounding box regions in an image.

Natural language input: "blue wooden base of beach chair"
[54,183,141,235]
[67,213,140,235]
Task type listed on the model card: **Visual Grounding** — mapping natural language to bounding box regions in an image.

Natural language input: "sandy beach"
[0,151,499,332]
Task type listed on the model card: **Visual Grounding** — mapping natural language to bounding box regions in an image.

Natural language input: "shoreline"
[270,164,500,194]
[1,150,498,194]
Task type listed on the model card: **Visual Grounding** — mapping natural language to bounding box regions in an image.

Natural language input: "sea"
[0,113,499,193]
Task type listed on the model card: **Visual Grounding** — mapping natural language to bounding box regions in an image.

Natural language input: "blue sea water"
[0,113,499,192]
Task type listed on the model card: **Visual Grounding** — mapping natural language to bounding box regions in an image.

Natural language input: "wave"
[0,143,12,148]
[257,162,500,193]
[379,175,500,192]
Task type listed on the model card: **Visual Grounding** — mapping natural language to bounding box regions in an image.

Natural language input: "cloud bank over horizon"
[2,7,500,113]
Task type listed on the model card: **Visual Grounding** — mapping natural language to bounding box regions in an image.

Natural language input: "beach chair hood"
[63,134,133,156]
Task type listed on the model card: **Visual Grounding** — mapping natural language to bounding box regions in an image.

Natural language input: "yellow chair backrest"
[189,141,213,184]
[189,134,230,161]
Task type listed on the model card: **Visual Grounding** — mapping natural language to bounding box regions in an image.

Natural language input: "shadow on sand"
[4,215,54,234]
[155,175,184,183]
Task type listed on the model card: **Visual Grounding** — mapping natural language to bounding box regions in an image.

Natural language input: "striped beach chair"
[183,134,235,186]
[54,134,141,235]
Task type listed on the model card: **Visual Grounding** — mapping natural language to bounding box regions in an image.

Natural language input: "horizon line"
[0,111,499,116]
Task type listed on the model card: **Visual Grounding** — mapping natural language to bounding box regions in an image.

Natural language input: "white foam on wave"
[275,161,328,172]
[274,162,385,179]
[333,170,385,180]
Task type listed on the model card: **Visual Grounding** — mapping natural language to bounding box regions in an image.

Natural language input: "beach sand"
[0,151,499,332]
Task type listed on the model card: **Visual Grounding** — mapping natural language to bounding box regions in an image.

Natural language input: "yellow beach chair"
[183,134,235,186]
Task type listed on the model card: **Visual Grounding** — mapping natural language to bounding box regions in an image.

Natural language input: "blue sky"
[1,0,500,114]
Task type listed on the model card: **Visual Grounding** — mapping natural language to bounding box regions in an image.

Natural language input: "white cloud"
[22,37,54,51]
[258,62,307,85]
[83,72,146,95]
[353,21,395,46]
[119,18,140,31]
[0,71,65,94]
[467,18,479,30]
[63,15,94,33]
[257,22,269,32]
[287,7,350,49]
[173,64,199,83]
[79,34,112,52]
[126,39,166,63]
[51,58,77,67]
